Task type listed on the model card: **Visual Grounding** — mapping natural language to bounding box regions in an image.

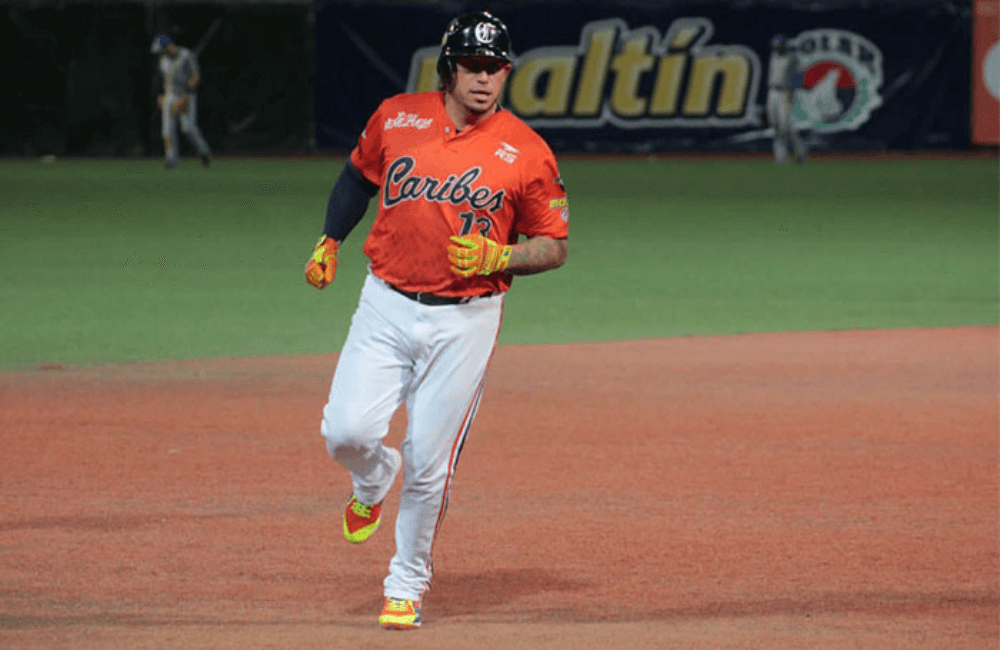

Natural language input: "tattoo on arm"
[506,236,568,275]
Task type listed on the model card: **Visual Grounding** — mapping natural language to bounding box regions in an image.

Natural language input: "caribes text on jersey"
[382,157,505,213]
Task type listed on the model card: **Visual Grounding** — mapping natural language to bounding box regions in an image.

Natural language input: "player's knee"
[320,416,350,449]
[320,405,373,450]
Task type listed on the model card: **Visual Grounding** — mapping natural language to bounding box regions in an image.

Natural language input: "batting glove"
[448,234,512,278]
[305,235,339,289]
[170,95,190,116]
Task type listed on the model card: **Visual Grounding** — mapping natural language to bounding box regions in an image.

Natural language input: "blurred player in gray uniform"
[151,34,212,169]
[766,34,807,165]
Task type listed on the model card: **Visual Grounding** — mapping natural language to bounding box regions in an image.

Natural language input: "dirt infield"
[1,327,997,649]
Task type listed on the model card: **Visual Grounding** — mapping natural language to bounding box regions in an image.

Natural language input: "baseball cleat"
[378,597,422,630]
[343,494,383,543]
[342,448,401,543]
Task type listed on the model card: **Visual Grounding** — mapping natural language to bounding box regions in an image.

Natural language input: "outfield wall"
[316,0,974,153]
[972,0,999,144]
[2,0,977,156]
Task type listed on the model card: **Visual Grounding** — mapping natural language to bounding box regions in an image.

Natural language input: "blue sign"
[314,0,972,152]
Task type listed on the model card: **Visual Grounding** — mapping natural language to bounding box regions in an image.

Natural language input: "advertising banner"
[315,0,973,152]
[972,0,999,144]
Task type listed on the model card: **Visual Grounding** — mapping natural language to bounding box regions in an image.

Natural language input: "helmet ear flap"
[436,55,454,84]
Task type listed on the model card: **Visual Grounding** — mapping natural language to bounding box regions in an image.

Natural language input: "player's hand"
[305,235,339,289]
[448,234,512,277]
[171,95,190,116]
[157,94,165,109]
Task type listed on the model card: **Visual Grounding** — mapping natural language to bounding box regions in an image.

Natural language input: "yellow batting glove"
[305,235,338,289]
[448,234,512,278]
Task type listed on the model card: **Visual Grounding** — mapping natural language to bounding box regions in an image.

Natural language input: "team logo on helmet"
[785,29,883,133]
[475,22,497,44]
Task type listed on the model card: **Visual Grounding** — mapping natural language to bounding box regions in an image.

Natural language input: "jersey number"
[459,212,493,236]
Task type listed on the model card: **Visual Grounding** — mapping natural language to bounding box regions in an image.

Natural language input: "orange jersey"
[350,91,569,297]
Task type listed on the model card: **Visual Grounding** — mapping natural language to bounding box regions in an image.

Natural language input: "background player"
[150,34,212,169]
[766,34,807,165]
[304,10,569,630]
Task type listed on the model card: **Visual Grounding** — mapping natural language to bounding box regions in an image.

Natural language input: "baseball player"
[766,34,807,165]
[150,34,212,169]
[304,11,569,630]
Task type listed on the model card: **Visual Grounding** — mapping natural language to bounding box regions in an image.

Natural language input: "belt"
[387,282,492,306]
[769,85,791,90]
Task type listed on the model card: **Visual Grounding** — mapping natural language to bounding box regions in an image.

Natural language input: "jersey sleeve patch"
[517,157,570,237]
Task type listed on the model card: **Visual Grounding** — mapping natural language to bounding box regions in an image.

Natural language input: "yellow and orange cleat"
[343,494,383,544]
[378,597,422,630]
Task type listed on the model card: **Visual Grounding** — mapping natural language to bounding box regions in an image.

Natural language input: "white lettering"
[384,111,434,130]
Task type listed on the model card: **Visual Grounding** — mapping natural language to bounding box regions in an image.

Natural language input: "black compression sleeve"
[323,159,379,242]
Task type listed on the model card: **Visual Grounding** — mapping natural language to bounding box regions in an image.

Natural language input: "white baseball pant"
[320,271,504,600]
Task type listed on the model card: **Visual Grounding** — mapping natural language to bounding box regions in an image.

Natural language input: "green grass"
[537,154,1000,342]
[0,155,996,369]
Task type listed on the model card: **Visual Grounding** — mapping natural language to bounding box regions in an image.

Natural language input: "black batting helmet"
[436,11,513,83]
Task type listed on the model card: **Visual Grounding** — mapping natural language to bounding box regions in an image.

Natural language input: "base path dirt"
[1,327,997,650]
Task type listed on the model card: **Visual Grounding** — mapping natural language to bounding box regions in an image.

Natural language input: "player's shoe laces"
[378,597,422,630]
[343,494,383,543]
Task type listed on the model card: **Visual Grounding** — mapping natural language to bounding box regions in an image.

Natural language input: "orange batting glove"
[448,234,512,278]
[305,235,338,289]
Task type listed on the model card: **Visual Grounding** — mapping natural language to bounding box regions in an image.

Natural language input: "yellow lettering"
[413,56,439,93]
[669,25,701,50]
[508,56,577,117]
[683,54,751,116]
[649,53,685,116]
[649,25,702,116]
[572,26,615,117]
[404,18,760,127]
[609,36,655,117]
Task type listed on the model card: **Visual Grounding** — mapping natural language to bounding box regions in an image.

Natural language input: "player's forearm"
[506,236,567,275]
